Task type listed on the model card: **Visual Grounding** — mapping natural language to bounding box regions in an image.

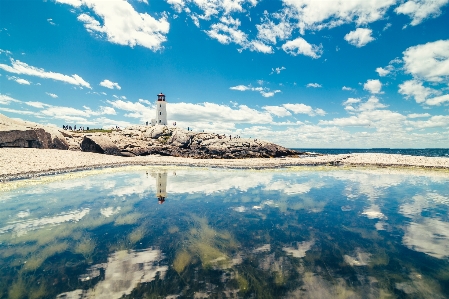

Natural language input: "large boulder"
[0,113,69,149]
[81,135,122,156]
[168,128,192,148]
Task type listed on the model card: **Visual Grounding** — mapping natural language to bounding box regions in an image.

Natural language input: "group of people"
[62,125,89,131]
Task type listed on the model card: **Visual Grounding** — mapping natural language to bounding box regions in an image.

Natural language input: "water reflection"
[0,167,448,298]
[57,248,167,299]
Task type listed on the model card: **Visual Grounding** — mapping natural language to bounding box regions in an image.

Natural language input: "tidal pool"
[0,167,448,299]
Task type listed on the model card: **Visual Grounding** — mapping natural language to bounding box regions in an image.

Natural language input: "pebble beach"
[1,148,448,182]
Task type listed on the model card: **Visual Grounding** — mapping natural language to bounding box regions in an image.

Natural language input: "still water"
[0,167,448,299]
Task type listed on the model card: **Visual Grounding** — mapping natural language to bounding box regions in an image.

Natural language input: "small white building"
[150,92,167,126]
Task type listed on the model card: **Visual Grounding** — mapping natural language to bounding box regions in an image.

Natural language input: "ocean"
[292,148,449,157]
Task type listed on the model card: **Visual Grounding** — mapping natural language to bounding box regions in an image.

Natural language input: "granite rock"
[0,113,69,150]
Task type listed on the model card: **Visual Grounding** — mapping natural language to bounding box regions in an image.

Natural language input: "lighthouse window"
[160,104,161,107]
[159,112,162,115]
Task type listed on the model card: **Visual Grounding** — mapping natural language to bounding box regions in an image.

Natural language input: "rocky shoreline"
[1,113,301,159]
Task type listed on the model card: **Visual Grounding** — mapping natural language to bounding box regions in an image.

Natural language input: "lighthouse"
[156,92,167,125]
[156,171,167,204]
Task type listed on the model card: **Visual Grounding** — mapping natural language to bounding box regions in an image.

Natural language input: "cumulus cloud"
[56,0,170,51]
[263,106,292,117]
[100,79,121,90]
[407,115,449,128]
[342,86,354,91]
[205,17,273,53]
[282,0,396,34]
[397,40,449,105]
[343,98,361,105]
[344,28,375,47]
[375,67,390,76]
[256,13,294,44]
[395,0,449,26]
[407,113,431,118]
[0,58,91,88]
[168,102,272,125]
[320,96,407,137]
[363,79,382,94]
[402,39,449,83]
[230,84,280,97]
[398,79,437,103]
[282,37,322,58]
[283,103,326,116]
[46,92,58,98]
[306,83,322,88]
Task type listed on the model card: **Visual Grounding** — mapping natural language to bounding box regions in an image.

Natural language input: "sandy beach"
[1,148,448,181]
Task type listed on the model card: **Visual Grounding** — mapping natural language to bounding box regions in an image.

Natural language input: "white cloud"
[425,94,449,106]
[398,40,449,105]
[395,0,449,26]
[230,84,280,97]
[46,92,58,98]
[343,98,361,105]
[344,28,375,47]
[169,102,272,125]
[358,96,387,111]
[260,90,281,97]
[320,96,409,137]
[107,99,153,121]
[263,106,292,117]
[205,18,272,53]
[0,58,91,88]
[283,103,326,116]
[248,40,273,53]
[25,101,49,109]
[342,86,354,91]
[282,0,396,34]
[402,39,449,83]
[7,76,31,85]
[166,0,185,13]
[230,85,250,91]
[375,67,390,76]
[256,14,293,44]
[363,79,382,94]
[407,115,449,128]
[398,79,437,103]
[306,83,321,88]
[47,18,56,25]
[407,113,431,118]
[0,94,20,105]
[167,0,258,19]
[282,37,322,58]
[100,79,121,90]
[270,66,286,75]
[56,0,170,51]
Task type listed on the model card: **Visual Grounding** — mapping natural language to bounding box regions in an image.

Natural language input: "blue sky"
[0,0,448,148]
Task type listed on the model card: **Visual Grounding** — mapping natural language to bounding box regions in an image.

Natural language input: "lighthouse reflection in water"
[0,167,449,298]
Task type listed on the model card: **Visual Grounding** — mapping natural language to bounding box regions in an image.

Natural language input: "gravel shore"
[1,148,448,181]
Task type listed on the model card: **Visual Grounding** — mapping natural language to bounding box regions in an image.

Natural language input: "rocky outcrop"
[0,113,69,150]
[79,125,302,158]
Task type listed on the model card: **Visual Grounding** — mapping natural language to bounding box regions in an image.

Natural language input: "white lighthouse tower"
[156,92,167,125]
